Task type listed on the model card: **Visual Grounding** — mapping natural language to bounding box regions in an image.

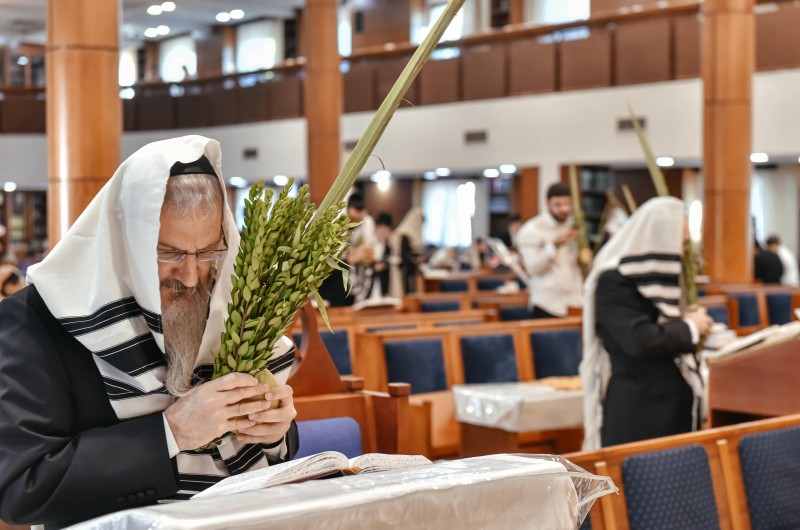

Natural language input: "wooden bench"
[352,317,583,458]
[565,413,800,530]
[403,291,529,313]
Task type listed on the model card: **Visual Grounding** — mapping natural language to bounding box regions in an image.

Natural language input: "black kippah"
[169,154,217,177]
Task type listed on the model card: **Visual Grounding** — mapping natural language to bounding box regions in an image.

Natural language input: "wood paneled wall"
[350,0,412,49]
[363,180,414,228]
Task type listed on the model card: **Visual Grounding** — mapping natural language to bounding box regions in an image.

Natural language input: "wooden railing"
[3,0,800,133]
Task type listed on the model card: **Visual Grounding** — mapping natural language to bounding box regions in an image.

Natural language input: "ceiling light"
[750,152,769,164]
[119,87,136,100]
[499,164,517,174]
[161,1,176,12]
[377,180,391,192]
[655,156,675,167]
[147,4,162,15]
[273,175,289,187]
[144,27,158,38]
[3,182,17,193]
[483,168,500,179]
[435,167,451,177]
[216,12,231,23]
[423,171,438,180]
[228,176,248,188]
[156,25,170,35]
[229,9,245,20]
[16,56,28,66]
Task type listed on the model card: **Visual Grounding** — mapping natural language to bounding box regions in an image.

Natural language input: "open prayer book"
[192,452,432,499]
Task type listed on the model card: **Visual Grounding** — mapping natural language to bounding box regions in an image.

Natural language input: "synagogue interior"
[0,0,799,528]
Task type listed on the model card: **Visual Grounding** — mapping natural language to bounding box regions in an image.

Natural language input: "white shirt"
[776,245,799,286]
[516,212,583,316]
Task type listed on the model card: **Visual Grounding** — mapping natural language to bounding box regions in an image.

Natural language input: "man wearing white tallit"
[0,136,298,528]
[580,197,713,450]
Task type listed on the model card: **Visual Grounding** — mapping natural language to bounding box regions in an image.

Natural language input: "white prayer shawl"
[27,135,294,498]
[579,197,704,450]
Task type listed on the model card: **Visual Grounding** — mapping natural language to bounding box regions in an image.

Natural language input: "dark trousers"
[531,306,559,319]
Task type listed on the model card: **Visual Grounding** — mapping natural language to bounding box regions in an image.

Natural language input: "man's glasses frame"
[157,232,228,264]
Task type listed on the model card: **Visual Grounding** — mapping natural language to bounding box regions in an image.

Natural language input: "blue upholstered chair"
[622,445,721,530]
[579,514,592,530]
[384,339,448,394]
[440,280,469,292]
[295,417,363,459]
[421,300,461,312]
[765,291,793,325]
[706,305,730,327]
[738,425,800,529]
[728,292,761,328]
[293,329,352,375]
[529,328,582,378]
[499,305,533,321]
[477,278,505,291]
[459,334,518,384]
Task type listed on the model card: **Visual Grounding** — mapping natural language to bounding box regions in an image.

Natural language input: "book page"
[192,451,348,499]
[349,453,432,474]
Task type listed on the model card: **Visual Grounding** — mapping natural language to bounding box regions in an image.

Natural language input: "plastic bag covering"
[69,454,617,530]
[454,382,584,432]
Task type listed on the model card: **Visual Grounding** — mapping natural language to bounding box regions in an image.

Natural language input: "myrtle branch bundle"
[211,180,351,383]
[209,0,466,386]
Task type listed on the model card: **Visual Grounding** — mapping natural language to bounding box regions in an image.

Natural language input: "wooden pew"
[352,317,583,458]
[418,271,518,293]
[403,291,529,313]
[565,414,800,530]
[288,303,413,455]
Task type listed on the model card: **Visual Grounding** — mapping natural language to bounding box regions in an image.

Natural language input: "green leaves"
[210,178,352,379]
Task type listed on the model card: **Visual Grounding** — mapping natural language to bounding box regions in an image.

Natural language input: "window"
[119,47,138,86]
[237,19,283,73]
[159,36,196,82]
[414,2,464,44]
[423,180,475,248]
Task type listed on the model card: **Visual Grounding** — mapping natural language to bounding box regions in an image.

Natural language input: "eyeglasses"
[157,233,228,264]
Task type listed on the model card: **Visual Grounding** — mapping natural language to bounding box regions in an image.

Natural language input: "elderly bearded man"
[0,136,298,528]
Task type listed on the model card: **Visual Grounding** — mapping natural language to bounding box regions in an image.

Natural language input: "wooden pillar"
[47,0,121,245]
[513,167,539,221]
[702,0,754,282]
[221,25,237,75]
[304,0,342,206]
[509,0,525,25]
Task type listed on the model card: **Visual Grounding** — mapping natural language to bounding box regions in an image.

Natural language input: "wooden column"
[304,0,342,206]
[513,167,539,221]
[47,0,121,246]
[702,0,754,282]
[509,0,525,25]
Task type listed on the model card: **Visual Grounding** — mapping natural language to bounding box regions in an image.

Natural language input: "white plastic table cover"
[453,382,584,432]
[68,454,604,530]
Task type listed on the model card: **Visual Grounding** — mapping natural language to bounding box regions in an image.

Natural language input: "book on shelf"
[192,452,432,500]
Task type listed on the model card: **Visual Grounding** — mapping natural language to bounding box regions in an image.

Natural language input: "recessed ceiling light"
[156,25,170,35]
[273,175,289,187]
[144,27,158,38]
[3,182,17,192]
[435,167,451,177]
[147,4,162,15]
[228,177,249,188]
[499,164,517,174]
[216,12,231,23]
[750,152,769,164]
[483,168,500,178]
[161,1,176,12]
[16,56,28,66]
[423,171,437,180]
[655,156,675,167]
[229,9,245,20]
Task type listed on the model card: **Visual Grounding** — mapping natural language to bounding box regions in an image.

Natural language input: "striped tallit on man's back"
[27,136,294,497]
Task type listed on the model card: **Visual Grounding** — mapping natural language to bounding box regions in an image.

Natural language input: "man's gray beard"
[162,274,214,396]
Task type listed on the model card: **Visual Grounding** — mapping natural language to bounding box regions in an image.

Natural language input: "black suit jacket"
[0,286,298,528]
[595,270,696,447]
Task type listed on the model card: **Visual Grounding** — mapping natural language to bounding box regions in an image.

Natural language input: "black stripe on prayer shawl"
[95,334,167,376]
[102,376,168,400]
[619,253,681,264]
[225,444,268,475]
[625,273,681,287]
[140,307,163,335]
[58,298,142,335]
[267,348,296,374]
